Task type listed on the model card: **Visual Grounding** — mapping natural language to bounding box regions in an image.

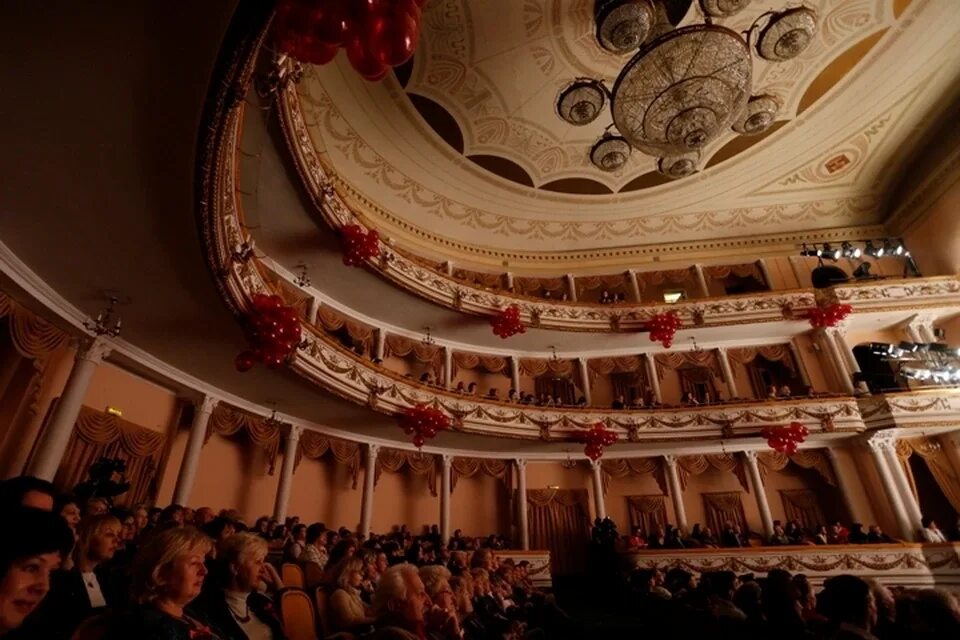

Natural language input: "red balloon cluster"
[398,403,450,448]
[761,421,809,455]
[236,294,302,372]
[576,422,619,461]
[272,0,428,81]
[808,303,853,329]
[491,305,526,339]
[647,311,683,348]
[341,224,381,267]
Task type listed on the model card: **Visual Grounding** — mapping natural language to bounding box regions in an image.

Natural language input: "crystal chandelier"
[557,1,818,178]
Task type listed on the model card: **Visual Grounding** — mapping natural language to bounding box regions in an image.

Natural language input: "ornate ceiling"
[284,0,960,268]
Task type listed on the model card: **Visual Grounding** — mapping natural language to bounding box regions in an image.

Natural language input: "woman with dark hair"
[322,538,358,586]
[0,508,73,636]
[282,524,306,563]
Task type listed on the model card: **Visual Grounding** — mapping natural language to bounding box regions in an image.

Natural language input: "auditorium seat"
[282,562,306,589]
[280,588,318,640]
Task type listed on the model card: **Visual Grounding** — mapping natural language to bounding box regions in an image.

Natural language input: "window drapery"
[895,438,960,512]
[677,454,749,492]
[636,268,692,287]
[757,450,836,486]
[315,306,374,351]
[450,353,508,376]
[518,358,574,378]
[450,457,508,492]
[375,448,438,496]
[54,406,167,507]
[205,405,281,474]
[703,492,748,538]
[526,489,590,576]
[779,489,825,532]
[627,495,668,537]
[655,351,721,377]
[514,277,566,296]
[601,458,668,495]
[295,430,361,488]
[588,356,643,376]
[703,263,762,281]
[384,336,442,366]
[451,268,503,289]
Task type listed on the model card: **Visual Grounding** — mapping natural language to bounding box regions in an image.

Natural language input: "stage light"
[884,238,905,256]
[841,241,861,259]
[864,240,883,258]
[822,243,841,261]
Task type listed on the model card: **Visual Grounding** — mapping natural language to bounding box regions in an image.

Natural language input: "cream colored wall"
[524,462,597,520]
[369,468,438,535]
[765,257,803,290]
[848,444,897,534]
[189,435,279,519]
[684,467,763,535]
[903,178,960,277]
[450,473,510,537]
[604,471,665,530]
[793,334,834,392]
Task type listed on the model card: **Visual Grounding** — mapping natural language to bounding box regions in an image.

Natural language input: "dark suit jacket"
[16,566,124,639]
[188,589,286,640]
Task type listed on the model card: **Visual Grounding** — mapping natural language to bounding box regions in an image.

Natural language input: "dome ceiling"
[284,0,960,267]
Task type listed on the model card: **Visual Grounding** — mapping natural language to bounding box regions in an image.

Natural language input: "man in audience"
[866,524,895,544]
[818,575,878,639]
[919,516,948,542]
[0,476,57,511]
[371,563,458,640]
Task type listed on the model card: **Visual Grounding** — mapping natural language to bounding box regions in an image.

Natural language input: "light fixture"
[663,290,684,304]
[84,297,123,337]
[852,262,873,280]
[294,263,311,288]
[841,242,861,259]
[591,134,631,171]
[556,5,818,180]
[885,238,905,256]
[689,336,703,353]
[264,409,284,430]
[864,240,884,258]
[822,243,841,261]
[421,326,436,346]
[560,450,577,469]
[548,345,560,362]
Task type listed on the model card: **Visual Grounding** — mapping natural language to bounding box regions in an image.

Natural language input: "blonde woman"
[190,532,285,640]
[329,556,376,633]
[107,526,221,639]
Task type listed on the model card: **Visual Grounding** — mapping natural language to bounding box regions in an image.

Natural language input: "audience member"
[0,476,57,511]
[329,556,376,633]
[919,517,948,542]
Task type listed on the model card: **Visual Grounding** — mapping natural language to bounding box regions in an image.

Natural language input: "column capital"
[196,395,219,416]
[441,453,453,467]
[589,458,603,471]
[663,454,678,468]
[287,424,303,441]
[865,430,897,452]
[77,336,111,364]
[367,443,380,458]
[742,449,759,463]
[514,458,527,470]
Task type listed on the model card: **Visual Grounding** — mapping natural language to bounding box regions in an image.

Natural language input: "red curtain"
[527,489,590,575]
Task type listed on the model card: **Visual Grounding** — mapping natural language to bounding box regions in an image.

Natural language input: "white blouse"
[224,590,274,640]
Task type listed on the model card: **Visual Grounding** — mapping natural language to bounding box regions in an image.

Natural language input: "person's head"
[158,504,184,526]
[193,507,214,526]
[373,563,429,628]
[220,532,268,593]
[328,538,357,567]
[75,514,122,566]
[306,523,325,546]
[130,526,212,607]
[921,516,935,529]
[336,556,365,590]
[734,580,763,619]
[420,564,454,609]
[0,476,57,512]
[202,517,236,548]
[85,498,109,517]
[253,516,269,534]
[793,574,815,610]
[291,523,307,542]
[133,505,150,532]
[705,570,738,600]
[0,509,73,634]
[863,577,895,626]
[120,513,136,542]
[819,575,876,631]
[56,496,81,531]
[470,547,493,570]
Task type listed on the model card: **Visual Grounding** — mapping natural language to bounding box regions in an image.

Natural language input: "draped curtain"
[636,268,693,287]
[534,376,576,405]
[315,306,374,352]
[627,495,668,537]
[702,492,748,537]
[451,353,508,377]
[295,430,361,488]
[677,454,749,492]
[55,406,167,506]
[757,450,836,486]
[703,263,762,282]
[514,277,566,297]
[655,351,721,377]
[727,346,796,369]
[384,336,442,375]
[526,489,590,576]
[895,439,960,512]
[575,274,628,299]
[450,457,508,492]
[375,448,438,496]
[779,489,825,532]
[519,358,573,378]
[601,458,667,495]
[205,405,281,474]
[452,268,503,289]
[677,365,719,403]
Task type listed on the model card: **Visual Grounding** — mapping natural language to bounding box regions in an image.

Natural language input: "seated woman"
[190,532,285,640]
[0,508,73,638]
[26,513,124,639]
[328,557,375,634]
[106,526,221,639]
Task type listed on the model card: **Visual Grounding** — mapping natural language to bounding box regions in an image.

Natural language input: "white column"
[883,444,923,533]
[824,447,859,523]
[693,264,710,298]
[743,451,774,540]
[788,340,812,388]
[440,455,452,543]
[756,258,773,290]
[903,322,923,344]
[817,329,855,395]
[443,261,454,276]
[644,353,662,404]
[832,328,869,393]
[515,459,529,550]
[866,434,914,540]
[29,337,111,480]
[307,297,320,324]
[716,348,739,399]
[577,358,592,406]
[172,395,218,506]
[374,328,386,362]
[590,460,606,520]
[626,269,642,302]
[443,346,452,389]
[565,273,577,302]
[504,272,515,292]
[509,356,521,394]
[360,444,379,538]
[663,455,687,531]
[273,425,302,522]
[918,324,937,343]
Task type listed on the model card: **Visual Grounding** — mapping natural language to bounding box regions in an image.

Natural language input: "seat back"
[303,561,324,589]
[70,614,110,640]
[281,562,305,589]
[314,586,332,637]
[280,588,318,640]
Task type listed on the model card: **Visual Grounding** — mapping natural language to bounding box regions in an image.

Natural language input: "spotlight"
[823,243,841,261]
[883,238,904,256]
[800,243,819,258]
[852,262,872,279]
[864,240,883,258]
[898,341,919,353]
[841,241,861,259]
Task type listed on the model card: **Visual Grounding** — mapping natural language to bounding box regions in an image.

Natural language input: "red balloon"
[377,8,420,66]
[301,39,339,65]
[235,351,256,372]
[312,1,351,46]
